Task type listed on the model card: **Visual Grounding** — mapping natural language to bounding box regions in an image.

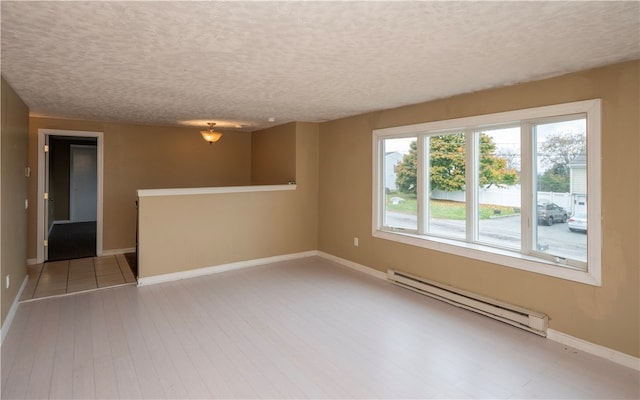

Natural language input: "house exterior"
[569,152,587,214]
[384,151,403,192]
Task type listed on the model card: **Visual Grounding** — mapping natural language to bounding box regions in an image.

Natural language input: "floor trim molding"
[137,250,318,286]
[132,248,640,371]
[547,329,640,371]
[1,274,29,346]
[102,247,136,257]
[318,251,639,371]
[316,251,387,280]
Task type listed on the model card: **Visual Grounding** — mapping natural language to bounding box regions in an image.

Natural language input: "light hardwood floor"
[2,256,638,399]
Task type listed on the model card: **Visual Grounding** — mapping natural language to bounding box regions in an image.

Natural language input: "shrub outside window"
[373,100,601,286]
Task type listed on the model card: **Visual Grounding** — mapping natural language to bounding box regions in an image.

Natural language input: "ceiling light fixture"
[200,122,223,144]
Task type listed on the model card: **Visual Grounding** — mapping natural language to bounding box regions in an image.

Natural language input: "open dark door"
[46,136,98,261]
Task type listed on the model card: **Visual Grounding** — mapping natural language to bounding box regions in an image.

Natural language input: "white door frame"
[37,129,104,263]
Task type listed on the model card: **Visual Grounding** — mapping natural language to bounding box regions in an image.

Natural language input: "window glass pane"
[476,127,521,249]
[383,137,417,231]
[375,100,600,284]
[427,133,466,239]
[534,118,587,263]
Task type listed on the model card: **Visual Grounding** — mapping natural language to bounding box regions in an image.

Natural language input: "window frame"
[372,99,601,286]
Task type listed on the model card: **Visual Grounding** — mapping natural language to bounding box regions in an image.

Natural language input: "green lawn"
[386,193,518,220]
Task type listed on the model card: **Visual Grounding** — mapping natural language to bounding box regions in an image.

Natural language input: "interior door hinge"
[44,192,49,200]
[44,240,48,246]
[44,144,49,152]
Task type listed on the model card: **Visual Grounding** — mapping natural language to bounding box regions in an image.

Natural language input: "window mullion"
[520,122,533,254]
[373,99,600,286]
[465,130,478,243]
[378,137,386,229]
[417,135,427,234]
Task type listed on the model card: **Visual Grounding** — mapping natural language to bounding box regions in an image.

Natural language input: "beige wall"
[294,122,319,240]
[28,118,252,258]
[318,60,640,357]
[251,123,296,184]
[7,60,638,359]
[138,122,318,278]
[1,78,29,325]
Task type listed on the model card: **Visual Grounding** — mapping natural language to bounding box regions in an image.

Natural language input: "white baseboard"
[102,247,136,257]
[137,250,318,286]
[1,274,29,346]
[316,251,387,280]
[547,329,640,371]
[26,258,38,265]
[317,252,639,371]
[117,247,640,371]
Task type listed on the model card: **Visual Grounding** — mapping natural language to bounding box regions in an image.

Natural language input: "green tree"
[537,132,585,192]
[539,132,586,172]
[430,133,467,191]
[395,141,417,194]
[394,133,518,195]
[538,165,570,192]
[478,133,518,189]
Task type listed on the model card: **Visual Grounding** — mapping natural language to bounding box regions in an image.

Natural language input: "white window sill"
[373,229,600,286]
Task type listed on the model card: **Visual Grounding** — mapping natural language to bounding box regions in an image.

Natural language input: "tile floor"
[21,254,136,301]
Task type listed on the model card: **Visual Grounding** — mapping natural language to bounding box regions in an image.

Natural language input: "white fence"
[431,187,572,211]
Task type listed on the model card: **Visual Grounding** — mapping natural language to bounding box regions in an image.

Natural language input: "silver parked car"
[568,213,587,232]
[537,202,568,226]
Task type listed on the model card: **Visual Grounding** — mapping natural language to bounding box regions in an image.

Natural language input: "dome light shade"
[200,122,223,144]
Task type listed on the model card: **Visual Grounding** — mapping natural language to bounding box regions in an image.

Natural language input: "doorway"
[37,129,104,263]
[47,137,97,260]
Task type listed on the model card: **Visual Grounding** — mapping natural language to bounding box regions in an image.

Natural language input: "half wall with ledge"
[136,183,316,282]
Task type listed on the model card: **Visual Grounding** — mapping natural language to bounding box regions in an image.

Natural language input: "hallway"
[47,221,96,261]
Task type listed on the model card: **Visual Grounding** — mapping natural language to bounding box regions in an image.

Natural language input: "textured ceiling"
[1,1,639,131]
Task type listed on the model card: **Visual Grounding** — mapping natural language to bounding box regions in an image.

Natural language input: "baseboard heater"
[387,269,548,336]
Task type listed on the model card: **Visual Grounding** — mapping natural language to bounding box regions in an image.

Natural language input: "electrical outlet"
[353,237,359,247]
[5,275,9,289]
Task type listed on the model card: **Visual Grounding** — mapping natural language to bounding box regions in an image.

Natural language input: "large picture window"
[373,100,601,285]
